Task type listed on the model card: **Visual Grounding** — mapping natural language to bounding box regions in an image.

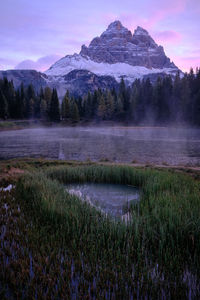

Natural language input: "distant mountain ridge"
[0,21,181,97]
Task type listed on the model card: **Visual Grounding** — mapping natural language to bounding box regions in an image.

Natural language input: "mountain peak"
[47,20,180,82]
[80,21,170,68]
[134,26,149,36]
[100,20,132,39]
[106,20,124,31]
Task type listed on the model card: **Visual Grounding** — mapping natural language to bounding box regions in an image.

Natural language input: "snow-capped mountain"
[45,20,180,84]
[0,21,181,97]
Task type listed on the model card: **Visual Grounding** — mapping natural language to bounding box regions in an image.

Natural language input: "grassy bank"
[0,119,110,131]
[1,162,200,298]
[0,120,78,131]
[0,120,44,131]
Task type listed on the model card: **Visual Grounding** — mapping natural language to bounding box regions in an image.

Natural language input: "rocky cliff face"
[80,21,176,69]
[47,70,118,98]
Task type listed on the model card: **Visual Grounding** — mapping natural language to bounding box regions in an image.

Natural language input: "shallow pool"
[65,183,140,218]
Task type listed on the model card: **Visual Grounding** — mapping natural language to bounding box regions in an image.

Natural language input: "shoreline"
[1,119,199,132]
[0,158,200,185]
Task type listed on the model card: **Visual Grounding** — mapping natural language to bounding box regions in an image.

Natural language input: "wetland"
[0,126,200,299]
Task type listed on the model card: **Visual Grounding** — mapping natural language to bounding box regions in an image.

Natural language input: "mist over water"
[0,126,200,166]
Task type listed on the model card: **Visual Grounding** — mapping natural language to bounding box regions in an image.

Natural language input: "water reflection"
[65,183,140,218]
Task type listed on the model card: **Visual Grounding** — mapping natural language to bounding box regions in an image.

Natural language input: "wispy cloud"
[174,56,200,72]
[102,0,188,31]
[152,30,182,44]
[15,55,62,72]
[0,57,19,70]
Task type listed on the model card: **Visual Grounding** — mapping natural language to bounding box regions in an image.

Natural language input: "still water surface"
[65,183,140,217]
[0,126,200,165]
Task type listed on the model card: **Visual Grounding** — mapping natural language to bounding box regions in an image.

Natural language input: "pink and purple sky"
[1,0,199,72]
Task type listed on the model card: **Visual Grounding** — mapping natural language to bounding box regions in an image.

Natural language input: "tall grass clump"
[44,165,200,266]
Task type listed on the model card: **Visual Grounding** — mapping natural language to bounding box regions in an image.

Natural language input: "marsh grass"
[44,165,200,265]
[1,164,200,298]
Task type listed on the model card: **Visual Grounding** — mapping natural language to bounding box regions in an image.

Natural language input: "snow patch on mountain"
[45,53,178,83]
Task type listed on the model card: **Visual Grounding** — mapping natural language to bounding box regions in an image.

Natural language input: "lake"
[0,126,200,165]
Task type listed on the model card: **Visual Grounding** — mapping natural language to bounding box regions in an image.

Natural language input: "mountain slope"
[0,70,48,91]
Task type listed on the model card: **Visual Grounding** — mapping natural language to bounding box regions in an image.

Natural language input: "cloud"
[102,0,188,31]
[152,30,182,44]
[0,57,19,70]
[15,60,37,70]
[15,54,62,72]
[169,54,200,72]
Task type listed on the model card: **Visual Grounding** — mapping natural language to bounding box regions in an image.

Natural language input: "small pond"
[65,183,140,219]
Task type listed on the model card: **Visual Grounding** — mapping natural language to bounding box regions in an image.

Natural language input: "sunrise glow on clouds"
[0,0,199,72]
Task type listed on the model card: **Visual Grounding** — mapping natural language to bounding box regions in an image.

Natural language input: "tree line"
[0,68,200,126]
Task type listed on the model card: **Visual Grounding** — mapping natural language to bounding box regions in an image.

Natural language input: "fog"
[0,126,200,166]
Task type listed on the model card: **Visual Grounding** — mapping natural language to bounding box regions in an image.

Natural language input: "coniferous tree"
[97,95,106,120]
[50,89,60,122]
[180,76,191,123]
[26,84,35,118]
[119,78,127,112]
[61,91,70,120]
[81,96,87,119]
[20,83,26,118]
[193,69,200,125]
[70,101,80,122]
[29,98,34,119]
[130,79,142,123]
[171,72,181,122]
[194,90,200,126]
[85,92,93,120]
[105,90,115,119]
[2,78,15,118]
[15,90,23,119]
[76,96,83,119]
[161,76,172,123]
[91,90,99,118]
[44,87,52,119]
[129,83,139,123]
[0,90,8,119]
[115,95,124,120]
[40,99,47,120]
[152,77,164,124]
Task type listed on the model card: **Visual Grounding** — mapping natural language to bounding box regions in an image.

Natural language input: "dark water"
[65,183,140,217]
[0,126,200,165]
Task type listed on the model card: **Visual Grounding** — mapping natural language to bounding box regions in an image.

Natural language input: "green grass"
[1,163,200,298]
[0,120,32,129]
